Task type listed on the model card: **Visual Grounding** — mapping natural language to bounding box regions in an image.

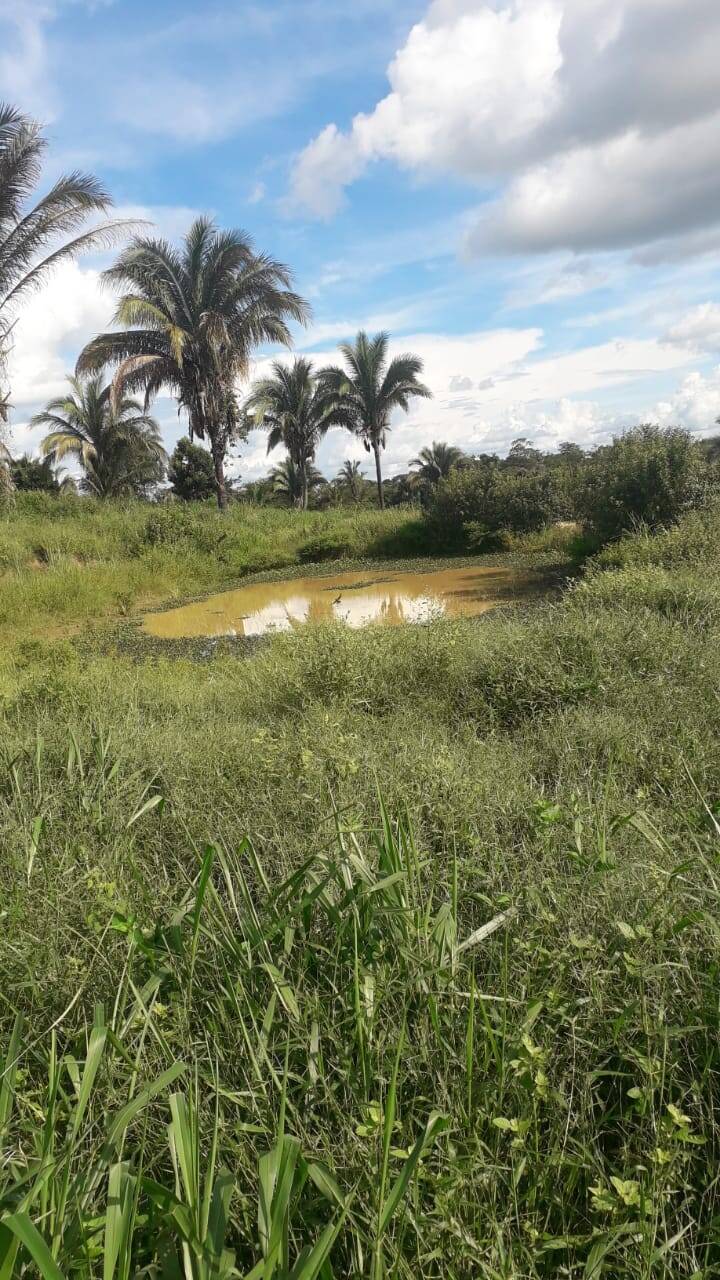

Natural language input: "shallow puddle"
[142,565,548,640]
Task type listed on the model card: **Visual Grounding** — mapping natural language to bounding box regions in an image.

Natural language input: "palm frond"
[37,373,165,496]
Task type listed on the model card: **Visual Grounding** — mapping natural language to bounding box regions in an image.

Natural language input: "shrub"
[574,424,709,543]
[368,516,435,557]
[138,503,227,553]
[168,436,217,501]
[592,500,720,571]
[297,533,352,562]
[463,521,512,551]
[426,463,563,548]
[10,454,61,492]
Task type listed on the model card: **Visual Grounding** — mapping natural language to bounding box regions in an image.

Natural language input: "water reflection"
[142,565,543,640]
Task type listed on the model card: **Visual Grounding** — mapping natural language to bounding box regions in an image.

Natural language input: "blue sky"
[3,0,720,480]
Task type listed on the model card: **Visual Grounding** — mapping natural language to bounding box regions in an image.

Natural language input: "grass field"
[1,496,719,1278]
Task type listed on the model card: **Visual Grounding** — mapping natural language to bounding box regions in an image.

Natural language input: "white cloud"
[292,0,562,217]
[472,111,720,255]
[112,73,267,144]
[291,124,370,219]
[7,261,108,412]
[291,0,720,257]
[4,261,108,456]
[653,367,720,433]
[664,304,720,356]
[295,303,436,350]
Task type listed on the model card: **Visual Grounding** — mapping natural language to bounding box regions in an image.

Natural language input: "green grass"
[0,496,437,645]
[1,497,719,1277]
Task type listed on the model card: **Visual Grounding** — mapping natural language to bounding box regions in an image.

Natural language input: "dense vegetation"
[1,492,719,1277]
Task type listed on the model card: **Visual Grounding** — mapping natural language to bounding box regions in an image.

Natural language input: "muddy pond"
[142,564,550,640]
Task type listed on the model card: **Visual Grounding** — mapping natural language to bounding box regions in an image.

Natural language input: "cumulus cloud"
[653,367,720,433]
[664,304,720,356]
[3,261,107,456]
[472,111,720,255]
[291,0,720,257]
[7,261,108,413]
[292,0,562,217]
[291,124,371,219]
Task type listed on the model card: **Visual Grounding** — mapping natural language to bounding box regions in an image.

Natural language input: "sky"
[3,0,720,482]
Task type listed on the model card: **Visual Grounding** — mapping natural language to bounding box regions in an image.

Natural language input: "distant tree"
[410,441,465,485]
[168,436,216,502]
[335,459,365,502]
[77,218,308,510]
[469,451,501,470]
[505,437,544,471]
[699,429,720,465]
[384,472,417,506]
[10,453,61,492]
[245,358,336,509]
[240,476,274,505]
[269,456,324,506]
[320,331,431,509]
[556,441,586,467]
[574,424,706,541]
[35,374,166,498]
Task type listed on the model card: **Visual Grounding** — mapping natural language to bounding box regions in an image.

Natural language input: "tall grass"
[2,502,720,1275]
[0,497,431,643]
[3,780,718,1278]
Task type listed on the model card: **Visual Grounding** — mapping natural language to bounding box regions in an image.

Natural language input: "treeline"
[162,421,720,548]
[424,424,720,548]
[12,421,720,550]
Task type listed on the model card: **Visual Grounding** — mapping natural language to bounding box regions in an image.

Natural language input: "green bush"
[167,435,217,501]
[297,533,353,562]
[10,454,61,492]
[426,463,563,548]
[368,516,435,557]
[592,500,720,570]
[463,521,512,552]
[574,423,709,542]
[138,502,228,553]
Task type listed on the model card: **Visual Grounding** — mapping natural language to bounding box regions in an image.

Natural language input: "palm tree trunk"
[373,440,384,510]
[210,438,228,511]
[301,463,308,511]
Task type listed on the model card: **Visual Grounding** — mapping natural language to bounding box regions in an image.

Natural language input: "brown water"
[142,565,546,640]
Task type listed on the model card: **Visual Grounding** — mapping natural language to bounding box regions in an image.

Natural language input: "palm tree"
[35,374,166,498]
[77,218,309,510]
[410,441,465,485]
[320,331,431,509]
[335,458,365,502]
[245,357,334,509]
[269,456,324,506]
[0,103,126,413]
